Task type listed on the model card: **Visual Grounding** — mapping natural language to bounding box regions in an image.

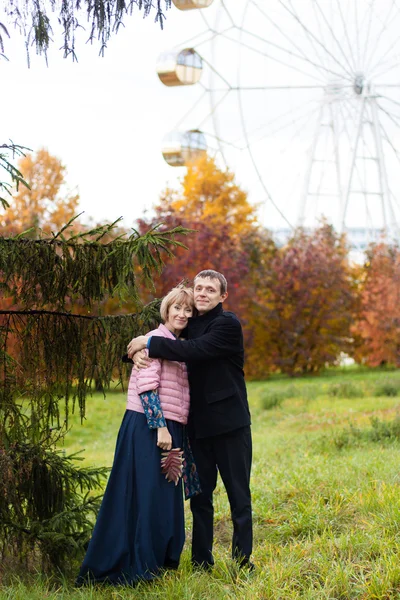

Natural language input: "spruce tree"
[0,2,177,573]
[0,217,190,572]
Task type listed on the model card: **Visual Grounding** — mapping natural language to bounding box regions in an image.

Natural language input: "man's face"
[193,276,228,315]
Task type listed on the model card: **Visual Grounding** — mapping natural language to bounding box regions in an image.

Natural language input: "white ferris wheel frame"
[165,0,400,247]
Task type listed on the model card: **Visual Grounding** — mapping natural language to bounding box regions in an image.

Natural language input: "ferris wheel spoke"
[309,1,337,75]
[244,101,321,147]
[363,0,399,72]
[279,108,321,154]
[368,34,400,78]
[201,130,244,151]
[201,54,232,88]
[376,99,400,128]
[236,83,294,228]
[238,28,327,84]
[291,0,332,75]
[171,28,223,52]
[310,0,356,76]
[360,0,375,72]
[275,0,354,79]
[194,26,238,49]
[378,116,400,166]
[173,90,209,130]
[352,0,362,71]
[244,3,327,79]
[248,1,352,82]
[240,22,349,84]
[219,0,236,28]
[377,95,400,112]
[230,85,326,90]
[334,0,358,72]
[198,5,214,33]
[197,89,231,128]
[371,61,400,82]
[173,26,233,48]
[231,93,321,144]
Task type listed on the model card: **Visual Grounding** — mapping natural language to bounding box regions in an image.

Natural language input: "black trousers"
[190,426,252,567]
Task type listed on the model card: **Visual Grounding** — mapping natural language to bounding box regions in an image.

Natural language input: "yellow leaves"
[166,154,257,238]
[1,148,80,236]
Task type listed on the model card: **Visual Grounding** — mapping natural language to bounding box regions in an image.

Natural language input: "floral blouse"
[139,389,166,429]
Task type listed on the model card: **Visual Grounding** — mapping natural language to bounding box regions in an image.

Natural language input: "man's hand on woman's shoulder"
[127,335,148,358]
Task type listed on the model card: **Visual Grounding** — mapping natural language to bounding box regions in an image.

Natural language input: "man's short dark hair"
[194,270,228,295]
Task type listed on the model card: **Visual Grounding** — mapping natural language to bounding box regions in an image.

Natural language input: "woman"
[76,286,194,586]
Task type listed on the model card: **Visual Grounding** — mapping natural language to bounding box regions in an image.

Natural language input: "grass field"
[2,367,400,599]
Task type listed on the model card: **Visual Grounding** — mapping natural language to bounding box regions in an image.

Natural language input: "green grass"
[2,367,400,599]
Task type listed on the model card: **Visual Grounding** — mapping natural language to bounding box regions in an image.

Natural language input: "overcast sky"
[1,0,400,235]
[1,3,201,229]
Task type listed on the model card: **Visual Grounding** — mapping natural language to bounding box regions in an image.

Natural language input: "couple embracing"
[77,270,253,586]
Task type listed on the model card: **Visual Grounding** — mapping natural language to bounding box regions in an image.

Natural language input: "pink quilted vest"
[126,324,190,424]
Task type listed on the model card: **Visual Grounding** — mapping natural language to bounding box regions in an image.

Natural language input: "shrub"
[260,387,294,410]
[369,416,400,441]
[296,384,318,401]
[374,378,400,397]
[327,381,364,399]
[332,416,400,449]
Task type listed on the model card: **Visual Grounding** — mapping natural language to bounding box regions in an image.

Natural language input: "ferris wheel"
[156,0,400,245]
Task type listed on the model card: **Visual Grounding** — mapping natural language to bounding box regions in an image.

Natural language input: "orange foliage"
[1,148,79,235]
[353,243,400,367]
[245,225,355,377]
[156,154,257,239]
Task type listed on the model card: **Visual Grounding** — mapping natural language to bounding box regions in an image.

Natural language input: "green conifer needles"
[0,219,190,572]
[0,221,190,307]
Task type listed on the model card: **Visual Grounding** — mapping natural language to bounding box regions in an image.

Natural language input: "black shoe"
[238,559,256,572]
[192,561,214,573]
[163,559,180,571]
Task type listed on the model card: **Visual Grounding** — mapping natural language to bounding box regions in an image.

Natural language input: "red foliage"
[353,243,400,367]
[137,214,251,314]
[246,225,355,377]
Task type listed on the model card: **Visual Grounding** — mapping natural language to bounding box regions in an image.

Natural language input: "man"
[127,270,253,570]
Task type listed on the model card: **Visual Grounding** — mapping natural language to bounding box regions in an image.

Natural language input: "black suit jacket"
[148,303,251,439]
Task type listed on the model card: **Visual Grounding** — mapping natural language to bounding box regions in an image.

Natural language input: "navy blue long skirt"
[76,410,185,586]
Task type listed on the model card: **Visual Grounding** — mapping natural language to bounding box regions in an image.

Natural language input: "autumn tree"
[136,155,262,331]
[353,243,400,367]
[248,225,355,377]
[154,154,258,240]
[238,229,278,378]
[1,149,80,235]
[143,217,252,310]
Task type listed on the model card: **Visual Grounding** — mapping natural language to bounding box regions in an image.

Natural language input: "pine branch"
[0,142,31,209]
[0,222,191,308]
[0,299,162,427]
[0,213,190,572]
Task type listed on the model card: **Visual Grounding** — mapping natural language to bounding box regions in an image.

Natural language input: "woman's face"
[165,302,193,333]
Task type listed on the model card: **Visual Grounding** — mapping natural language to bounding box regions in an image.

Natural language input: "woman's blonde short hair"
[160,286,194,323]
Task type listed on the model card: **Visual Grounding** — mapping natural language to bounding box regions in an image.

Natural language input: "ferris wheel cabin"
[161,130,207,167]
[172,0,214,10]
[157,49,203,87]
